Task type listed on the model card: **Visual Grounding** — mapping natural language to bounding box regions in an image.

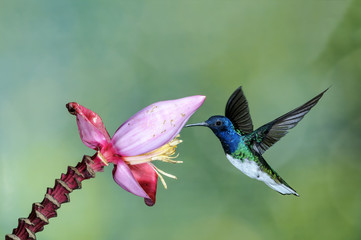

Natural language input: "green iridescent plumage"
[187,86,328,196]
[233,133,294,188]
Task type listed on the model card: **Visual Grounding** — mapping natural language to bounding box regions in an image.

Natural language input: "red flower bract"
[67,95,205,206]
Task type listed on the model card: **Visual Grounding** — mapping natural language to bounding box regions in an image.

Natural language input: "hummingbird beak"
[185,122,208,128]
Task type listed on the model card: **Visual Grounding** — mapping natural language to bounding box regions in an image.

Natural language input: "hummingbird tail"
[264,181,299,196]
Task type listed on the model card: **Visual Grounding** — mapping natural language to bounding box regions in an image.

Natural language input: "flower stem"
[6,153,106,240]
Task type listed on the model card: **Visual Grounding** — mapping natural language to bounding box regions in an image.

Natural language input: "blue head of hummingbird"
[186,86,328,196]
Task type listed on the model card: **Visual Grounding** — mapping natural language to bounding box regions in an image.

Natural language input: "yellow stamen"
[124,135,182,165]
[149,164,168,189]
[97,151,109,166]
[122,135,183,189]
[149,163,179,189]
[156,170,177,180]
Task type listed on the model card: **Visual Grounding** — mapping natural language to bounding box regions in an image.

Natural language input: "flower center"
[122,135,183,189]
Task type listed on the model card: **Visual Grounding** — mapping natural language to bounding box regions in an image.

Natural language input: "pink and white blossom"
[66,95,205,206]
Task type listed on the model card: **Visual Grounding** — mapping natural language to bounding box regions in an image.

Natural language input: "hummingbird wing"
[225,86,254,135]
[249,88,328,155]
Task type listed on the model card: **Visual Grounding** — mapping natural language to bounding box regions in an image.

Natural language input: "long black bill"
[185,122,208,128]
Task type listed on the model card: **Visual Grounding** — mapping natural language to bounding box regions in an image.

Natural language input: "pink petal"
[112,95,206,156]
[112,158,157,206]
[66,102,111,150]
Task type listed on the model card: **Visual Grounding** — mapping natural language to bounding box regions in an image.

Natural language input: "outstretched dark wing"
[225,86,254,135]
[249,88,328,155]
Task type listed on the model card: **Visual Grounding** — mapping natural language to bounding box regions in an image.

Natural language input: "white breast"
[226,154,263,180]
[225,154,298,196]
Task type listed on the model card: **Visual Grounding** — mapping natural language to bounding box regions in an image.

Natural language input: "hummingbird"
[186,86,328,196]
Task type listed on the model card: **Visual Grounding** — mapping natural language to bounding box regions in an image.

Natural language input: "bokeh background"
[1,1,360,239]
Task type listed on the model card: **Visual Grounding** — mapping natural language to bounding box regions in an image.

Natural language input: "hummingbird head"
[186,115,235,137]
[186,116,240,154]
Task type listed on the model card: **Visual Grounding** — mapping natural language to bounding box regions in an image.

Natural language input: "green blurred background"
[1,1,360,239]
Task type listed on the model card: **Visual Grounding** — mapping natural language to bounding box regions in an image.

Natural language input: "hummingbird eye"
[215,120,222,126]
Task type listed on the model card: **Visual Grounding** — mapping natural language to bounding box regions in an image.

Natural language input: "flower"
[66,95,205,206]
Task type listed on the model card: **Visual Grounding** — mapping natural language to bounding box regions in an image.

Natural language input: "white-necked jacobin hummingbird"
[186,86,328,196]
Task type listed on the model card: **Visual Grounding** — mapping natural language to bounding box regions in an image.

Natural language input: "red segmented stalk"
[5,154,105,240]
